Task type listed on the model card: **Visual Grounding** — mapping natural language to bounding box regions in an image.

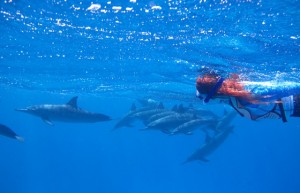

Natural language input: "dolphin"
[143,113,195,133]
[15,96,111,125]
[0,124,24,142]
[183,125,234,164]
[145,110,177,125]
[170,118,215,135]
[143,104,184,125]
[113,102,163,129]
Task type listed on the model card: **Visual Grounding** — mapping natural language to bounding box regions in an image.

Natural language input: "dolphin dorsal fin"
[177,104,184,113]
[157,102,164,109]
[223,108,228,116]
[193,113,197,119]
[131,103,136,111]
[171,104,178,111]
[67,96,78,108]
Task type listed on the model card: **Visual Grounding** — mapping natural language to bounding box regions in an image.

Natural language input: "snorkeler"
[195,72,300,122]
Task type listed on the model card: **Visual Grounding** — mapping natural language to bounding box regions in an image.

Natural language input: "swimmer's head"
[196,73,220,96]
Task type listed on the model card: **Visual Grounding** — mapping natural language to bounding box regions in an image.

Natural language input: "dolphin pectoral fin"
[42,117,54,126]
[160,128,171,134]
[184,131,193,135]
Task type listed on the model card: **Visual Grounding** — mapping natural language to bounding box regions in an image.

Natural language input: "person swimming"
[195,72,300,122]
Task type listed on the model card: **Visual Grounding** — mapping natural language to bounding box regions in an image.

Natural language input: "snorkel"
[196,74,224,103]
[203,77,224,103]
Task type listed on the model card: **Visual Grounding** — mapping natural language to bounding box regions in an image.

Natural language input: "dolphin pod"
[115,102,222,135]
[6,96,236,163]
[114,101,237,162]
[113,102,167,130]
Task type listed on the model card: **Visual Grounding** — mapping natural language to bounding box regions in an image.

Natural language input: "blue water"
[1,0,300,193]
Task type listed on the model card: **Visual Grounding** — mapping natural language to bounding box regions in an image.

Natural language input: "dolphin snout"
[15,108,28,112]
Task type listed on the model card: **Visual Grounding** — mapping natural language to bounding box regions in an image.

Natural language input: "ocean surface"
[1,0,300,193]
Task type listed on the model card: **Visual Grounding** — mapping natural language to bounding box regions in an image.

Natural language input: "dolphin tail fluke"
[111,125,123,131]
[42,117,54,126]
[200,157,210,162]
[181,160,189,165]
[111,127,119,132]
[15,136,25,142]
[181,158,195,165]
[160,128,172,134]
[182,157,210,165]
[112,122,134,131]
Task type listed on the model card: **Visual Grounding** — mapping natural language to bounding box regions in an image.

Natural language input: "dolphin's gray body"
[170,118,215,135]
[16,96,111,125]
[0,124,24,142]
[145,110,177,125]
[113,102,164,129]
[144,113,195,133]
[133,108,167,122]
[183,125,234,163]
